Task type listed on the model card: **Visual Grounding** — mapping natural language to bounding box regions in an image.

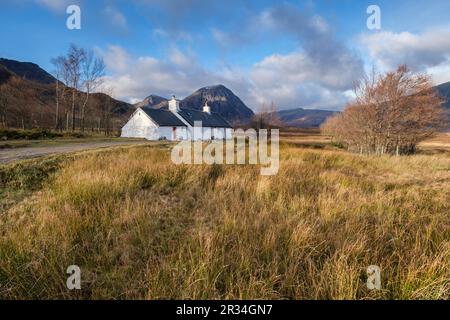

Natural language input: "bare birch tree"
[52,45,106,132]
[0,85,10,128]
[100,86,115,136]
[51,56,70,130]
[251,102,284,130]
[322,65,448,155]
[80,51,105,132]
[65,44,86,132]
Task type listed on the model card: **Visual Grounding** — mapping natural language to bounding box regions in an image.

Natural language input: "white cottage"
[121,96,233,141]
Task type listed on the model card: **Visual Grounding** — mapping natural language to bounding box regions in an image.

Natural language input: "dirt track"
[0,141,145,164]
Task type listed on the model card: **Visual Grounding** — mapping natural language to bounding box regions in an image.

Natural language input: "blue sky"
[1,0,450,111]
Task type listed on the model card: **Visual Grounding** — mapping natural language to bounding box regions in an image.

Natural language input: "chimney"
[169,95,180,112]
[203,101,211,114]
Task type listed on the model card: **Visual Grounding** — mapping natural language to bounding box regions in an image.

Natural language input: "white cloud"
[152,28,168,38]
[169,47,194,69]
[104,6,128,31]
[210,27,253,47]
[426,64,450,85]
[152,28,193,42]
[209,4,364,110]
[99,45,353,111]
[99,3,362,110]
[360,29,450,72]
[360,28,450,85]
[99,45,252,106]
[98,5,363,110]
[101,45,131,73]
[35,0,73,11]
[97,4,366,110]
[250,53,352,110]
[211,28,228,45]
[252,51,359,92]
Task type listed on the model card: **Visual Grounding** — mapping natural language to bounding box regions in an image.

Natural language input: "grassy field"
[0,133,449,299]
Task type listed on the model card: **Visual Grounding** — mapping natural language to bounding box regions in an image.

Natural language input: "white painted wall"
[175,127,189,140]
[203,128,212,140]
[122,108,233,141]
[187,127,216,140]
[189,127,205,141]
[157,126,189,141]
[121,109,156,138]
[225,128,233,140]
[212,128,225,140]
[144,126,160,140]
[121,109,188,141]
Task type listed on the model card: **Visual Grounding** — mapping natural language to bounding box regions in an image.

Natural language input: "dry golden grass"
[0,136,449,300]
[418,133,450,153]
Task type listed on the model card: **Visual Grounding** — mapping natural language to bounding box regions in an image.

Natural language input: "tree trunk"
[1,114,6,129]
[55,81,60,130]
[80,91,89,133]
[71,89,76,132]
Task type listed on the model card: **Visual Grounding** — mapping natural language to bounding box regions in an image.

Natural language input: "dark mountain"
[0,58,133,130]
[90,92,133,116]
[0,65,14,85]
[181,85,254,122]
[277,83,450,128]
[0,58,57,85]
[136,85,254,123]
[134,94,168,109]
[277,108,337,128]
[435,82,450,109]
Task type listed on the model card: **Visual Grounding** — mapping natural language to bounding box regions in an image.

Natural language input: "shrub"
[322,66,448,155]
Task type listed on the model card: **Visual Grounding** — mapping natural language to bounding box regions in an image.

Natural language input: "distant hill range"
[1,57,450,129]
[276,108,337,128]
[0,58,57,84]
[134,94,168,110]
[135,85,254,123]
[277,81,450,128]
[0,58,132,130]
[435,81,450,110]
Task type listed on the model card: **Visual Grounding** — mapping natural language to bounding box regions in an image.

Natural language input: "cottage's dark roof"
[140,107,187,127]
[178,109,232,128]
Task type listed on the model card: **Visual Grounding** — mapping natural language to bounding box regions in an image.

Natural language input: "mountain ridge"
[134,94,168,109]
[275,81,450,127]
[0,58,133,130]
[435,81,450,109]
[2,57,450,129]
[276,107,338,128]
[0,58,57,85]
[135,84,254,123]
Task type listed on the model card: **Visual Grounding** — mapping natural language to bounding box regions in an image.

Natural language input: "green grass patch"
[0,156,67,213]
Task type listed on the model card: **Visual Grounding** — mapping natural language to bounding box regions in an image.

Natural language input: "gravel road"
[0,141,145,164]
